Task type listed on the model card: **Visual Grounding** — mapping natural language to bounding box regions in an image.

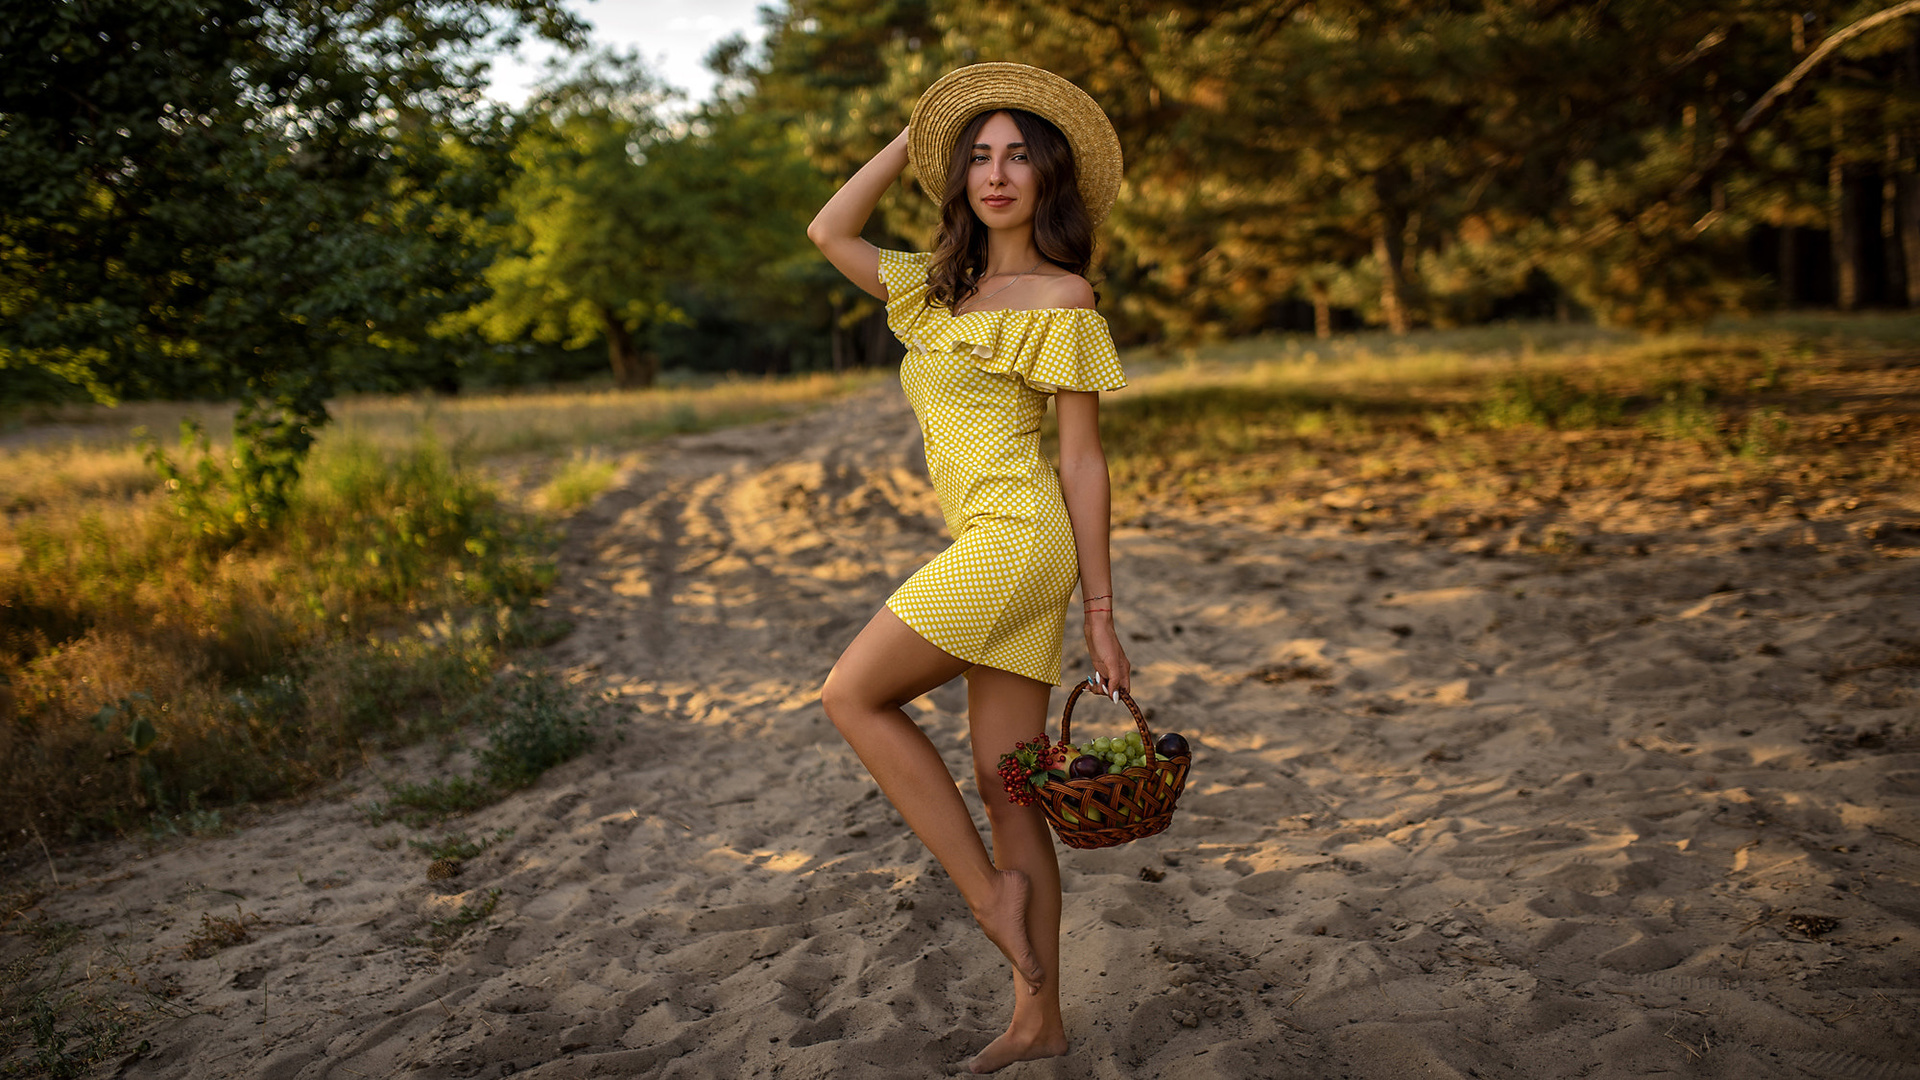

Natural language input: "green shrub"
[479,671,596,790]
[1475,374,1624,430]
[1,436,551,848]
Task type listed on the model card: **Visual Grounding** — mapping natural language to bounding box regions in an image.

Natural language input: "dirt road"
[28,383,1920,1078]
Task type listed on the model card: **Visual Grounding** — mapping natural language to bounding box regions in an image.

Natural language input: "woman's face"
[966,111,1037,229]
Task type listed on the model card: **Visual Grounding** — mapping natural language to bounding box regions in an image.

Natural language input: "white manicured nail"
[1111,691,1120,703]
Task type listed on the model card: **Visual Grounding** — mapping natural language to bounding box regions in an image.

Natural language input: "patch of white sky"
[484,0,780,109]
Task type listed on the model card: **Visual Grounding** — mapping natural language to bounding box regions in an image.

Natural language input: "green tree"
[733,2,941,363]
[0,0,583,531]
[452,53,828,386]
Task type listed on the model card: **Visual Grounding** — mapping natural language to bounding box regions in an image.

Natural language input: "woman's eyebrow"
[971,141,1028,150]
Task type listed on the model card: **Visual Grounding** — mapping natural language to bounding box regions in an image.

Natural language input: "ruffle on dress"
[948,309,1126,393]
[875,249,1127,394]
[879,248,936,338]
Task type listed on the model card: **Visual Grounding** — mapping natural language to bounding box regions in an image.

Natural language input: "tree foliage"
[446,54,828,387]
[0,0,581,531]
[6,0,1918,432]
[743,1,1920,338]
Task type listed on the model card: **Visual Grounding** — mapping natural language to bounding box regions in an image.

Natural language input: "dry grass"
[1,370,883,465]
[334,371,885,457]
[178,907,257,960]
[0,370,878,851]
[1101,314,1920,550]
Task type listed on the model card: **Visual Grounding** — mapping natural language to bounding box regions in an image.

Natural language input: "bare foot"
[971,869,1044,991]
[969,1026,1069,1074]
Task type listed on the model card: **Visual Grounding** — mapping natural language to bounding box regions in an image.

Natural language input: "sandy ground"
[14,383,1920,1079]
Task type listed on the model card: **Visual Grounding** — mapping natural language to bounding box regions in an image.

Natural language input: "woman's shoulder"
[1032,271,1096,310]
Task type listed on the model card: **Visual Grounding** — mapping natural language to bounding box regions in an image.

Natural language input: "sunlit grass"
[0,368,881,848]
[1,370,885,465]
[538,451,621,512]
[1100,313,1920,542]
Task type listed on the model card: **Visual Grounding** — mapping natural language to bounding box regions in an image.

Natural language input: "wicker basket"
[1034,684,1191,849]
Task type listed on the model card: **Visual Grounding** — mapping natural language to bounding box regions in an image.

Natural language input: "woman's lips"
[981,196,1014,208]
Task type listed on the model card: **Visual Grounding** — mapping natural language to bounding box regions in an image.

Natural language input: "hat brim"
[908,63,1123,226]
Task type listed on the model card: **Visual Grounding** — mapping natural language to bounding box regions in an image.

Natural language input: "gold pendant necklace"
[965,259,1044,313]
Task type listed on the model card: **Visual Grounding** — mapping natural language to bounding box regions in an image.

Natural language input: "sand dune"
[19,384,1920,1078]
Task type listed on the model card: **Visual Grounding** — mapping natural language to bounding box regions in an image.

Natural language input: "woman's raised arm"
[805,126,912,300]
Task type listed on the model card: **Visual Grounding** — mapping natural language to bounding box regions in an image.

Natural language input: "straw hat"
[908,63,1123,225]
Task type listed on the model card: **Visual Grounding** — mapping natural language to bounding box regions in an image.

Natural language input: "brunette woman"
[807,63,1130,1074]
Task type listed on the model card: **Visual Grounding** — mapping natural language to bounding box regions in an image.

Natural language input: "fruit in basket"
[997,734,1063,807]
[1155,732,1190,759]
[1069,754,1105,780]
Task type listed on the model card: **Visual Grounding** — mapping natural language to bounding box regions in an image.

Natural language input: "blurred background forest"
[9,0,1920,414]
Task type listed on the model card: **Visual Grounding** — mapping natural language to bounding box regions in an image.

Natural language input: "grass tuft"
[360,776,497,829]
[539,452,619,512]
[178,906,258,961]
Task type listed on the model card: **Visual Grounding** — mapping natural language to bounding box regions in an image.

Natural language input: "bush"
[478,671,596,790]
[0,435,552,849]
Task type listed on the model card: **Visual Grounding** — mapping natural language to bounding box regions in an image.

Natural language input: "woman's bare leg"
[964,666,1068,1074]
[821,608,1044,991]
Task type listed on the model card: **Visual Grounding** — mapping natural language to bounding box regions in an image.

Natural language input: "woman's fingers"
[1088,671,1128,701]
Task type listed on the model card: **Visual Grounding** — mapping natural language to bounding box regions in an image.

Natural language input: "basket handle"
[1059,682,1158,765]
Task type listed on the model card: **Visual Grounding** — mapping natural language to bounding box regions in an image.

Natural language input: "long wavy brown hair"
[926,108,1094,313]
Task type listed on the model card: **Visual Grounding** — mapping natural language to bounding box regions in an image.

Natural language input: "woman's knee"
[820,666,878,734]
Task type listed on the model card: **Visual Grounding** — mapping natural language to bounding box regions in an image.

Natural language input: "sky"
[484,0,777,107]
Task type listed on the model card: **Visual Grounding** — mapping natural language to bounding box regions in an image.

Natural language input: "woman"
[807,64,1132,1074]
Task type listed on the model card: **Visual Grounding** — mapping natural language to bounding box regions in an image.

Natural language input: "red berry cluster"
[996,734,1063,806]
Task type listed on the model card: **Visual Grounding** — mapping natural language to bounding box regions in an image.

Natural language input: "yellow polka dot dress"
[877,249,1127,685]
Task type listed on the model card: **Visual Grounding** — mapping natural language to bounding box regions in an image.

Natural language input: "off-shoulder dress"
[876,249,1128,685]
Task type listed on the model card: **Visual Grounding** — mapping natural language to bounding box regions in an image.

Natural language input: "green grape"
[1108,762,1124,774]
[1092,737,1111,752]
[1125,732,1143,748]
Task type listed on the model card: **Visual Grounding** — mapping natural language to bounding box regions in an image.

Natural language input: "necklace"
[963,259,1044,313]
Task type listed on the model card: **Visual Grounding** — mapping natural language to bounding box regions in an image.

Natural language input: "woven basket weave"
[1034,685,1190,850]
